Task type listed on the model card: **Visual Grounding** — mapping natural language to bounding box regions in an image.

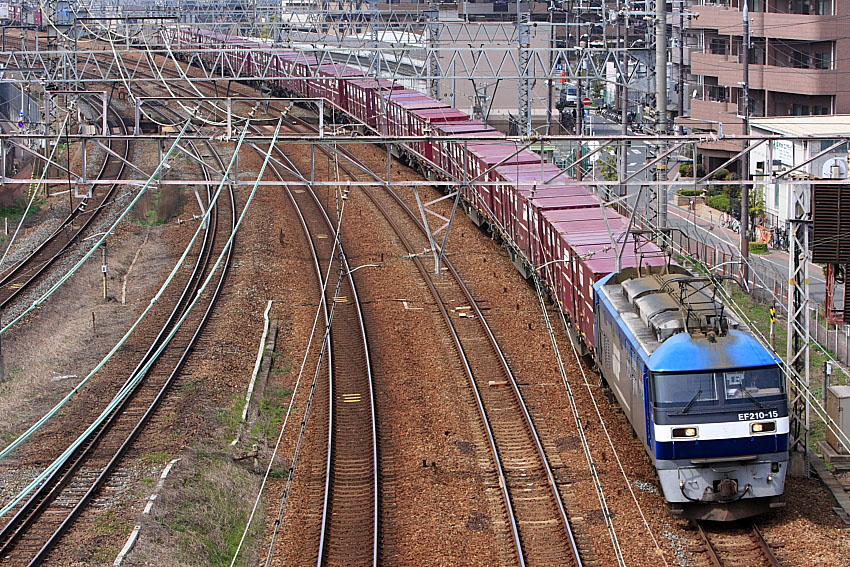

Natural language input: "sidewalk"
[667,174,825,283]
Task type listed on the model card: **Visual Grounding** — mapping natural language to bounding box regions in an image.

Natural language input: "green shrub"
[677,189,702,197]
[749,242,769,254]
[713,168,730,180]
[679,163,693,177]
[706,194,730,211]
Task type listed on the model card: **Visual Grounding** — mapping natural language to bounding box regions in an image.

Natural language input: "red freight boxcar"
[311,64,360,107]
[383,96,448,137]
[540,209,630,342]
[438,128,504,181]
[406,107,469,162]
[465,144,541,220]
[431,120,498,172]
[343,78,400,127]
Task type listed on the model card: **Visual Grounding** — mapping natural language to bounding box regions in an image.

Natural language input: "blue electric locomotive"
[594,265,787,521]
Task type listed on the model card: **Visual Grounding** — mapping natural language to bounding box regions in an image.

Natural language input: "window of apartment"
[819,141,847,152]
[710,38,728,55]
[748,46,764,65]
[815,0,831,15]
[814,52,830,70]
[792,51,810,68]
[792,0,811,14]
[707,85,728,102]
[813,106,830,115]
[747,0,762,12]
[792,104,810,115]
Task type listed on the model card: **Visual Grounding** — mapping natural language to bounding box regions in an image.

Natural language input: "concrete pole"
[655,0,667,133]
[741,2,750,283]
[619,5,629,199]
[546,1,555,136]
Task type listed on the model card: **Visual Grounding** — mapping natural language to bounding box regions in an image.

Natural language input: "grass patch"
[143,449,262,567]
[250,388,292,445]
[93,509,132,537]
[216,395,245,439]
[93,545,121,564]
[749,241,769,255]
[0,197,43,219]
[143,452,172,464]
[0,432,14,452]
[132,187,184,226]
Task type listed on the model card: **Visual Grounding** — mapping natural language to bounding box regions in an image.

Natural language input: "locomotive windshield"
[652,366,784,409]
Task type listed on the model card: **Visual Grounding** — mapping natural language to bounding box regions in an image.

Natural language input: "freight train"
[165,26,788,521]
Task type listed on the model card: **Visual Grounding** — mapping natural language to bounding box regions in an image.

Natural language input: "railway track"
[247,123,378,566]
[0,104,234,565]
[694,521,781,567]
[0,92,129,309]
[285,114,584,566]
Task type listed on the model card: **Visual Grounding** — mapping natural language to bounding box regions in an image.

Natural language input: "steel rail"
[30,137,234,565]
[245,123,378,567]
[286,115,580,566]
[27,104,235,564]
[694,520,782,567]
[0,101,231,564]
[0,91,129,309]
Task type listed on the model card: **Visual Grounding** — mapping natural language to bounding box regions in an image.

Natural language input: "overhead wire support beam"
[517,0,532,137]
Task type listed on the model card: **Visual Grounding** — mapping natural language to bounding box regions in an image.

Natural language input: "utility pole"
[678,0,685,134]
[546,0,555,136]
[619,3,629,199]
[741,2,750,283]
[428,0,440,100]
[655,0,667,133]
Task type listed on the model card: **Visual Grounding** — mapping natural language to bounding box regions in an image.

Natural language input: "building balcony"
[691,52,837,95]
[686,98,745,134]
[692,5,843,41]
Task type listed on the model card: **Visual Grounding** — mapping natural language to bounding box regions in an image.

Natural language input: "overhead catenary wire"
[0,109,202,338]
[0,109,71,272]
[230,146,351,567]
[620,191,850,452]
[532,274,629,567]
[0,118,271,518]
[0,115,231,464]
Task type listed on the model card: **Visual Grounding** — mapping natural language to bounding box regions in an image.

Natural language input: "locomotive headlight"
[751,421,776,434]
[672,427,698,438]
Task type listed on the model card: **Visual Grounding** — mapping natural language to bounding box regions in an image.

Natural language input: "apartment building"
[676,0,850,166]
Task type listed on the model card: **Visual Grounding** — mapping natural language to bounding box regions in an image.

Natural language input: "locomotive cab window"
[651,366,784,410]
[722,367,784,404]
[652,372,718,409]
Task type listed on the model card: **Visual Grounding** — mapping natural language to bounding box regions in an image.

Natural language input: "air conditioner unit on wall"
[821,157,848,179]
